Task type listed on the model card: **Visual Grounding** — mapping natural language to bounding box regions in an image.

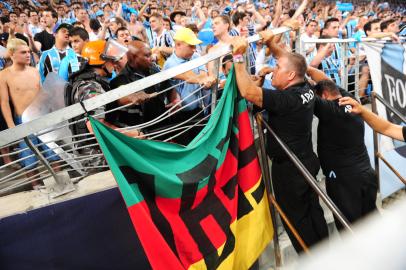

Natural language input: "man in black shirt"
[109,40,174,135]
[339,96,406,142]
[309,69,378,230]
[231,33,328,252]
[34,9,57,52]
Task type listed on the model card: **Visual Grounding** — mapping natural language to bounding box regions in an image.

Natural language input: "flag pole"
[255,113,310,262]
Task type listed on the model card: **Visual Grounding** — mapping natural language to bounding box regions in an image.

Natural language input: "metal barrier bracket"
[43,171,75,198]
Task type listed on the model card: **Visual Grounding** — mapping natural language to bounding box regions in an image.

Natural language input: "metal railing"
[371,92,406,186]
[299,36,406,102]
[0,27,292,196]
[255,113,353,233]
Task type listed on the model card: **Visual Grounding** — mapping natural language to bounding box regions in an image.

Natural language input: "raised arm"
[291,0,308,20]
[246,4,267,31]
[138,0,151,19]
[338,96,405,141]
[306,66,331,83]
[309,43,333,68]
[271,0,282,28]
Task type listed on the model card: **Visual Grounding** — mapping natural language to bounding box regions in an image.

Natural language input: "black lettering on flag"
[119,166,179,259]
[251,180,265,204]
[381,59,406,157]
[381,59,406,125]
[178,172,236,269]
[237,185,253,219]
[221,175,237,200]
[238,143,257,169]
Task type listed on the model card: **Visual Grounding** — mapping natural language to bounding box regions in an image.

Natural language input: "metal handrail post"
[340,42,349,91]
[255,114,282,266]
[295,29,301,54]
[0,27,294,148]
[371,93,381,182]
[354,42,360,101]
[372,92,406,123]
[377,152,406,185]
[24,137,59,181]
[211,58,221,113]
[23,136,75,197]
[261,120,354,233]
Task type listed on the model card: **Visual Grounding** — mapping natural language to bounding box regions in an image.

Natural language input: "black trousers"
[325,167,378,231]
[271,153,328,253]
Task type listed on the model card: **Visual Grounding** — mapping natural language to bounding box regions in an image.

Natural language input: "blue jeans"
[15,116,60,170]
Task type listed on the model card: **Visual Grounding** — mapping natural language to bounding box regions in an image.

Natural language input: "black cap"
[170,10,186,23]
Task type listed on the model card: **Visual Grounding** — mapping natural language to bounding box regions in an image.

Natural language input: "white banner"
[363,42,406,198]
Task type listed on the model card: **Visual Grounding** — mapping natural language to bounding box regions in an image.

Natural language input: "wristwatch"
[233,54,245,63]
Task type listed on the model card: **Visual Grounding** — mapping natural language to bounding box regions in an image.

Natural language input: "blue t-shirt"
[163,52,209,111]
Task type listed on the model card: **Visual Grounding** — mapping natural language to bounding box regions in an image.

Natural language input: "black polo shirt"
[315,97,372,174]
[262,81,316,161]
[34,30,55,52]
[108,63,169,129]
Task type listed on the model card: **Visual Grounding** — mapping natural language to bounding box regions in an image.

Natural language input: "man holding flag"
[230,30,328,252]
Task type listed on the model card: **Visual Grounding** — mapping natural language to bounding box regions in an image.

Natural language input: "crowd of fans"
[0,0,405,254]
[0,0,404,168]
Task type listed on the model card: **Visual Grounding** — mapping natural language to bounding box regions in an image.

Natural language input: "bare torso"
[129,22,146,41]
[3,66,41,115]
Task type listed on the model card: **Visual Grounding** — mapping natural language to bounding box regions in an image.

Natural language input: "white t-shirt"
[300,32,317,53]
[89,31,99,41]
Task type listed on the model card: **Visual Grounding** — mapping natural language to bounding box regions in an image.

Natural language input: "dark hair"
[0,16,10,24]
[44,8,58,20]
[115,26,129,36]
[162,17,172,30]
[69,26,89,41]
[9,11,17,17]
[287,53,307,79]
[307,19,317,26]
[217,15,231,29]
[324,17,339,29]
[288,9,295,18]
[364,19,380,35]
[72,21,85,27]
[222,54,233,69]
[232,11,247,26]
[380,18,396,31]
[89,18,101,31]
[186,23,198,34]
[314,80,339,96]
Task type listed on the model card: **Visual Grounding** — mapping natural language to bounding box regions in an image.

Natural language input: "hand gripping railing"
[0,26,293,196]
[0,26,291,148]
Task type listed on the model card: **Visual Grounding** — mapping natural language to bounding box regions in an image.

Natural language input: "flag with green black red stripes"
[90,67,273,270]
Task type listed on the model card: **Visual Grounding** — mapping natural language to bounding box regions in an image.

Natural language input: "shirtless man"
[0,38,59,187]
[209,16,265,88]
[0,39,39,129]
[207,15,233,76]
[128,12,148,42]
